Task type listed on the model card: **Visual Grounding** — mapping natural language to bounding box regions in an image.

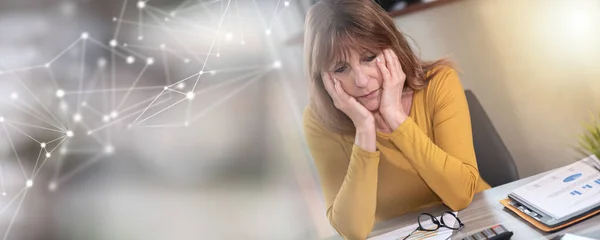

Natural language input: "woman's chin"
[360,101,380,112]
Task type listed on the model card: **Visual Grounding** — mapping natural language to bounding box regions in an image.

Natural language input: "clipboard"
[500,198,600,232]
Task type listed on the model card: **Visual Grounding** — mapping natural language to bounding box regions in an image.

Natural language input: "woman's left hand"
[376,48,408,130]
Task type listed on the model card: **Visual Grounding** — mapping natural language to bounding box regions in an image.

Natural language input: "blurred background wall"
[393,0,600,177]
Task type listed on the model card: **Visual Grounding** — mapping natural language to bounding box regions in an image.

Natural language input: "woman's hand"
[322,72,375,131]
[376,49,408,130]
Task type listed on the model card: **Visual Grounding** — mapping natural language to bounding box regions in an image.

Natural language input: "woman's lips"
[359,89,380,99]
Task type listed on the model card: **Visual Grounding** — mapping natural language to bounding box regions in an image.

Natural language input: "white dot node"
[126,56,135,64]
[0,117,4,122]
[81,101,87,107]
[216,53,220,57]
[265,29,272,35]
[26,180,33,188]
[112,17,117,22]
[273,61,282,69]
[10,92,18,100]
[81,32,89,39]
[44,63,51,68]
[199,70,204,75]
[1,192,5,196]
[137,1,146,9]
[284,1,290,7]
[184,58,190,63]
[184,121,189,127]
[241,40,246,45]
[225,32,233,41]
[165,17,169,21]
[60,147,67,155]
[210,71,216,75]
[186,92,195,100]
[56,89,65,98]
[110,111,118,118]
[105,145,114,154]
[160,44,166,49]
[177,83,185,89]
[138,36,144,41]
[127,124,133,129]
[40,142,46,148]
[146,58,154,65]
[60,102,68,111]
[87,131,92,135]
[49,182,57,191]
[73,113,82,122]
[109,39,117,47]
[102,115,110,122]
[170,12,176,17]
[66,130,74,137]
[98,58,107,68]
[124,43,128,47]
[46,152,51,158]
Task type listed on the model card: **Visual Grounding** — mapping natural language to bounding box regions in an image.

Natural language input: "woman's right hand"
[322,73,375,132]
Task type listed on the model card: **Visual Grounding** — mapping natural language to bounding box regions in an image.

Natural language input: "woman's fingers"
[383,49,396,80]
[376,55,392,85]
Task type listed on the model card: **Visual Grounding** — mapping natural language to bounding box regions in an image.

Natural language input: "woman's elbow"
[445,193,474,211]
[327,211,373,240]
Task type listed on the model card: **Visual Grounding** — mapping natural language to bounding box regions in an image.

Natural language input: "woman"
[302,0,491,239]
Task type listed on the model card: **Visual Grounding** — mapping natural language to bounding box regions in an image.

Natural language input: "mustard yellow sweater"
[303,67,491,240]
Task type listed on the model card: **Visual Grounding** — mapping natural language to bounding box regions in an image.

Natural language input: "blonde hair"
[304,0,451,134]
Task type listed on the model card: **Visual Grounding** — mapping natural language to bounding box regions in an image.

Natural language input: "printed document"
[368,212,457,240]
[511,155,600,219]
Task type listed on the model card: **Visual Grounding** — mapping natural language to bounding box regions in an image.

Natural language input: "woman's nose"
[354,70,369,88]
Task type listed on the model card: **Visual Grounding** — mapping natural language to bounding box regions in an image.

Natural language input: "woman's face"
[327,48,383,112]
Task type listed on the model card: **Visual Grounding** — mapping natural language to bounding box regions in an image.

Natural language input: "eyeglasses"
[402,211,464,240]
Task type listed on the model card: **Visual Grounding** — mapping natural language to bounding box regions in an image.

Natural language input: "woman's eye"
[365,56,377,62]
[334,66,347,73]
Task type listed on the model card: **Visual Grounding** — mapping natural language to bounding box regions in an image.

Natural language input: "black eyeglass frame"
[402,211,465,240]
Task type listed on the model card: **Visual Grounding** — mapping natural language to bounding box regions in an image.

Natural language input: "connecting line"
[132,96,187,126]
[3,188,28,240]
[161,48,174,98]
[4,122,41,144]
[1,63,68,130]
[145,5,217,33]
[0,187,26,216]
[125,44,213,56]
[45,67,62,92]
[0,123,28,180]
[50,138,71,182]
[165,88,187,95]
[31,148,43,178]
[190,70,269,123]
[139,4,143,38]
[191,0,232,91]
[0,65,44,75]
[119,92,172,115]
[64,85,165,94]
[113,0,130,40]
[116,64,151,111]
[88,95,174,134]
[15,98,63,129]
[55,153,105,187]
[131,89,166,124]
[120,44,148,59]
[33,136,68,178]
[80,121,106,146]
[235,0,244,43]
[167,71,201,88]
[47,38,82,64]
[87,37,129,59]
[170,0,194,16]
[143,9,204,62]
[9,101,66,132]
[76,39,88,114]
[251,0,268,29]
[113,19,212,38]
[3,119,65,134]
[84,104,105,117]
[268,0,283,30]
[193,68,263,96]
